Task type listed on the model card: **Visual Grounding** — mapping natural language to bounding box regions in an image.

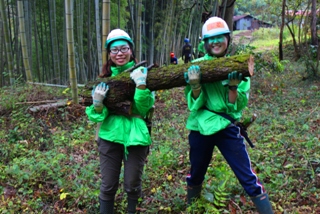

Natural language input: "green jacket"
[197,41,205,54]
[185,54,250,135]
[86,61,155,154]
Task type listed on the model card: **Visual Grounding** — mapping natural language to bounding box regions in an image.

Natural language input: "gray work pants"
[98,138,149,201]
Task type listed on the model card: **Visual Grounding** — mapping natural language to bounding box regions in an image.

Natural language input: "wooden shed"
[233,15,273,31]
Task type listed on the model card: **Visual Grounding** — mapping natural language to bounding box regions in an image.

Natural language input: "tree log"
[80,54,254,113]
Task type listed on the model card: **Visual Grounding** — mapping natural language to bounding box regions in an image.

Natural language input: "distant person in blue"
[182,38,193,64]
[170,52,178,65]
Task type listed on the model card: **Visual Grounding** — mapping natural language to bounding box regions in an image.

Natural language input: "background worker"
[86,29,155,214]
[182,37,193,64]
[197,36,205,58]
[184,17,274,214]
[170,52,178,65]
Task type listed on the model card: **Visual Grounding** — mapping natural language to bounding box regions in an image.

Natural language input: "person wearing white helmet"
[197,36,205,58]
[86,29,155,214]
[183,17,273,213]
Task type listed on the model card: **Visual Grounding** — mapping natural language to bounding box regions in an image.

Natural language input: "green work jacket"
[185,54,250,135]
[86,61,155,154]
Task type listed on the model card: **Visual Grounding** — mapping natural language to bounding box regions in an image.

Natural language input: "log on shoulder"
[80,54,254,112]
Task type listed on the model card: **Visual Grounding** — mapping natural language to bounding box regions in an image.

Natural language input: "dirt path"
[233,30,253,44]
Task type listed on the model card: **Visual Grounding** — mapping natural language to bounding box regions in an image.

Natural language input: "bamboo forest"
[0,0,319,213]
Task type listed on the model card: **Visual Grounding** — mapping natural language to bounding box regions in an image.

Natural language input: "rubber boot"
[187,185,202,204]
[99,197,114,214]
[251,193,274,214]
[127,198,138,214]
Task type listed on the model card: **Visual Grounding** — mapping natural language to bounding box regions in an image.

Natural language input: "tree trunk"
[86,0,91,83]
[95,0,102,73]
[102,0,110,65]
[279,0,285,60]
[80,54,254,113]
[24,0,32,72]
[0,23,3,87]
[224,0,235,32]
[17,0,32,82]
[65,0,79,104]
[0,0,15,86]
[76,0,85,83]
[135,0,142,61]
[310,0,318,46]
[49,0,61,84]
[33,1,41,82]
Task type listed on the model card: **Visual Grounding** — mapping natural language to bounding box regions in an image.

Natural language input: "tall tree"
[32,1,41,82]
[279,0,286,60]
[135,0,142,61]
[0,0,14,86]
[76,0,85,83]
[0,18,4,87]
[102,0,110,65]
[17,0,32,82]
[65,0,78,104]
[49,0,61,84]
[24,0,32,70]
[310,0,318,46]
[95,0,103,74]
[86,0,91,82]
[224,0,236,32]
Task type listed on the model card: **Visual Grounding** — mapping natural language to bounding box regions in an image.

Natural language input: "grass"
[0,29,320,213]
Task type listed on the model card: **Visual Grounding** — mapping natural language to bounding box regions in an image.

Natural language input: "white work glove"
[91,82,109,113]
[184,65,201,90]
[130,67,147,87]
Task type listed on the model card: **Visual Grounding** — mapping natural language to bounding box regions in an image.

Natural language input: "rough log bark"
[80,54,254,113]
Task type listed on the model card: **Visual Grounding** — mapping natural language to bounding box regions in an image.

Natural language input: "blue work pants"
[186,125,265,197]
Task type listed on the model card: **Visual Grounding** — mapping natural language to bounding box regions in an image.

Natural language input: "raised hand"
[228,71,242,90]
[92,82,109,112]
[130,67,147,87]
[184,65,201,90]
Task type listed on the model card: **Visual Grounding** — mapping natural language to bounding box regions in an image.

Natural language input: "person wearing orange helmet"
[170,52,178,65]
[184,17,273,214]
[86,29,155,214]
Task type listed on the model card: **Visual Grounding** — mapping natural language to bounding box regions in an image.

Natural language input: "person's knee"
[125,186,141,200]
[99,190,117,201]
[100,183,118,201]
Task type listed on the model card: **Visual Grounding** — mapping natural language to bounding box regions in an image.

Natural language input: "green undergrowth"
[0,54,320,213]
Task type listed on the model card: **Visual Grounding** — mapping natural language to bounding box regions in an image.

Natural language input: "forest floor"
[1,39,320,213]
[233,30,253,44]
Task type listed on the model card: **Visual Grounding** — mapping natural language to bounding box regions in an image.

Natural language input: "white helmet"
[105,29,134,49]
[202,17,230,40]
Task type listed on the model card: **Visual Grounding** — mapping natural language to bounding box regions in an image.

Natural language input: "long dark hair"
[99,43,137,78]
